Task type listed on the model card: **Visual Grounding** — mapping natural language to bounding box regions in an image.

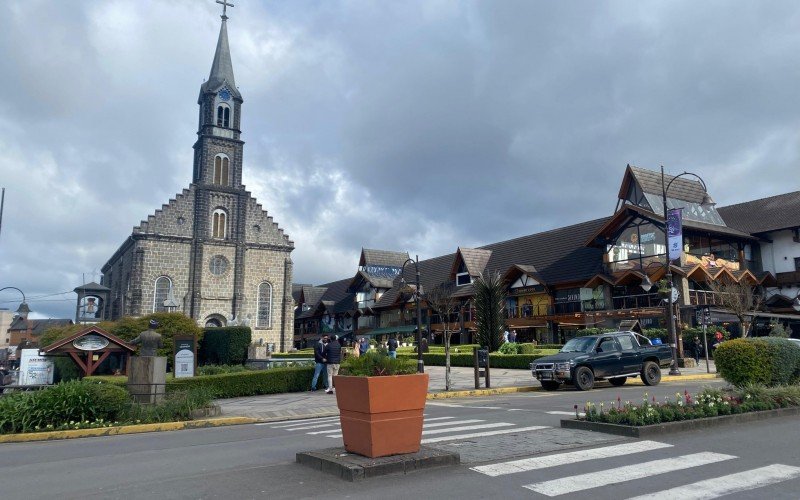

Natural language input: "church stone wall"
[133,189,195,238]
[244,248,293,349]
[137,238,192,315]
[244,198,291,246]
[198,243,237,322]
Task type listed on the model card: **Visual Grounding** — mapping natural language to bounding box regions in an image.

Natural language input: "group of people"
[503,329,518,343]
[310,334,402,393]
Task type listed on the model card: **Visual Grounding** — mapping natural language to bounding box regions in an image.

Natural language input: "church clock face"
[218,88,231,101]
[209,255,230,276]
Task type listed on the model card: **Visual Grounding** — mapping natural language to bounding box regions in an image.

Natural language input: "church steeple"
[193,1,244,186]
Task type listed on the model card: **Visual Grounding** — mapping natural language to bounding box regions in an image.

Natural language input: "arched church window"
[213,154,230,186]
[153,276,172,313]
[212,209,227,239]
[216,105,230,128]
[257,282,273,328]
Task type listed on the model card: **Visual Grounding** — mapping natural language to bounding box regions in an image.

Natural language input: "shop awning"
[357,325,418,337]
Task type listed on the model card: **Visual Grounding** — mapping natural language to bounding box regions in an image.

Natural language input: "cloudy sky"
[1,0,799,319]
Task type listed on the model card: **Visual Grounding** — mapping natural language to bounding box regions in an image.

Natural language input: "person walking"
[359,337,369,356]
[509,329,518,343]
[310,335,329,391]
[693,336,703,364]
[387,334,398,359]
[324,335,343,395]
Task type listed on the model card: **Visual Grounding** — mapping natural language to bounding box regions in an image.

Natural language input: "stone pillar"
[127,356,167,404]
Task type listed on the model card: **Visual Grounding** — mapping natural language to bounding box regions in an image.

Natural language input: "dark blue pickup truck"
[531,331,673,391]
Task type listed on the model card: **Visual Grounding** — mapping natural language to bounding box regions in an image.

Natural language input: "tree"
[473,271,507,352]
[423,281,459,391]
[707,279,763,337]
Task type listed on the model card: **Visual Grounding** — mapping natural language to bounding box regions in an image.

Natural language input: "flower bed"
[580,385,800,427]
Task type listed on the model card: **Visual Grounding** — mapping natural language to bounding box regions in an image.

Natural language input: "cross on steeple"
[216,0,234,20]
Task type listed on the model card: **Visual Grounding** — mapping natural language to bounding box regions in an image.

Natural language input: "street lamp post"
[400,255,424,374]
[658,166,716,376]
[0,286,29,316]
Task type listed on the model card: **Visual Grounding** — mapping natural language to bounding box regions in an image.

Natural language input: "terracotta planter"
[333,373,429,458]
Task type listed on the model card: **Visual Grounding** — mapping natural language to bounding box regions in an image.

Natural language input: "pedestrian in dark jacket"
[310,336,329,391]
[693,336,703,363]
[324,335,343,394]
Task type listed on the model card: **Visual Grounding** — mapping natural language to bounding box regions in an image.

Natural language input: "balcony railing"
[611,292,663,310]
[688,289,720,306]
[505,304,550,319]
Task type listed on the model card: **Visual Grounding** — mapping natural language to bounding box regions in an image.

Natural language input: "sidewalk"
[216,361,718,421]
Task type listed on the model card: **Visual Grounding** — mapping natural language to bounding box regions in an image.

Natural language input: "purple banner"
[667,208,683,262]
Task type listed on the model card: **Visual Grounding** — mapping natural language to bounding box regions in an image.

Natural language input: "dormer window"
[216,104,230,127]
[456,272,472,286]
[213,154,230,186]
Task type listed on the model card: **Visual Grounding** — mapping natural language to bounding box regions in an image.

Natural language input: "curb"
[427,386,541,399]
[0,417,258,444]
[561,406,800,438]
[630,373,719,385]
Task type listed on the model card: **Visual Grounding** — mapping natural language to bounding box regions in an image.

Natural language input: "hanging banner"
[666,208,683,262]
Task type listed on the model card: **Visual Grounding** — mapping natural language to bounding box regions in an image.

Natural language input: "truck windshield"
[560,337,596,353]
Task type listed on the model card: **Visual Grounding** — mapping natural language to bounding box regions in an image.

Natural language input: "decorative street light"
[645,166,715,376]
[0,286,29,316]
[400,255,424,374]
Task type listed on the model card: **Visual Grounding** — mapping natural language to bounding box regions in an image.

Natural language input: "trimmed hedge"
[271,352,314,359]
[88,366,315,399]
[168,366,313,398]
[200,326,252,365]
[715,338,800,387]
[397,352,546,369]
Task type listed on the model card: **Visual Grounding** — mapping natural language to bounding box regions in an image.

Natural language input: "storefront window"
[606,220,666,272]
[554,288,582,314]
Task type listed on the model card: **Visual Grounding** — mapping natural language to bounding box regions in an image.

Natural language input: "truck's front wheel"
[641,361,662,386]
[574,366,594,391]
[541,381,560,391]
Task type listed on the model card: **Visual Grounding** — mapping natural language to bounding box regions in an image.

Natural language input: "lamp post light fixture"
[400,255,424,374]
[652,166,716,376]
[0,286,29,316]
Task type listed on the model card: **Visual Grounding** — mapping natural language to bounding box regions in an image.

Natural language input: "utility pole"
[0,187,5,241]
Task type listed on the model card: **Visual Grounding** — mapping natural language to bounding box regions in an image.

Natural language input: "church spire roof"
[201,13,241,99]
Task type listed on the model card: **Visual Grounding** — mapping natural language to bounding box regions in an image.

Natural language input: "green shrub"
[498,342,520,355]
[715,338,800,387]
[125,387,214,424]
[197,364,251,376]
[200,326,252,365]
[340,351,417,376]
[642,328,669,343]
[88,383,130,421]
[518,343,540,354]
[537,344,564,350]
[52,356,82,382]
[167,366,314,398]
[270,352,314,359]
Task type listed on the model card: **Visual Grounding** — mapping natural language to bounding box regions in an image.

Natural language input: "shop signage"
[364,265,402,277]
[19,349,54,385]
[510,285,545,295]
[73,334,109,351]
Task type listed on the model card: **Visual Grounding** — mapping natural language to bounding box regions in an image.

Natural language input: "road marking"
[546,410,586,417]
[471,440,672,477]
[301,417,458,435]
[423,419,485,428]
[422,416,456,422]
[266,416,340,428]
[325,422,514,440]
[286,422,340,431]
[626,464,800,500]
[523,452,737,497]
[307,428,342,435]
[421,425,550,444]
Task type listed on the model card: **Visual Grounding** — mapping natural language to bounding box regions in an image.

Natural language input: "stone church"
[100,9,294,350]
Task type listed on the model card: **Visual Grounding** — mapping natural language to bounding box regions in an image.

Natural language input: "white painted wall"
[761,229,800,300]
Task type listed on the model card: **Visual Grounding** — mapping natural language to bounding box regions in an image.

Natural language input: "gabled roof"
[8,318,73,335]
[622,165,710,204]
[717,191,800,234]
[348,270,395,292]
[502,264,546,287]
[450,247,492,278]
[42,325,135,353]
[292,283,311,303]
[359,248,409,268]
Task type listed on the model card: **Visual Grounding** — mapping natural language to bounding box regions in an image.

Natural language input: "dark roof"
[7,318,73,336]
[292,283,310,303]
[42,325,135,353]
[627,165,709,204]
[717,191,800,234]
[73,282,111,293]
[350,270,395,290]
[452,247,492,277]
[375,217,610,308]
[297,278,354,319]
[359,248,409,268]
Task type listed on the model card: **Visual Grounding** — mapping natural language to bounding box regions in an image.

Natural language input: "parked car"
[530,331,673,391]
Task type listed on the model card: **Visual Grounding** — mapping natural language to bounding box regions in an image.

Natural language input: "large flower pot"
[333,373,429,458]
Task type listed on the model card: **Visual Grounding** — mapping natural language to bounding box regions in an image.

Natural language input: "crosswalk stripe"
[523,452,737,497]
[286,423,340,431]
[422,416,456,422]
[307,428,342,435]
[424,419,484,428]
[303,416,459,434]
[268,417,340,428]
[471,440,673,477]
[626,464,800,500]
[323,422,512,440]
[422,422,513,436]
[421,425,550,444]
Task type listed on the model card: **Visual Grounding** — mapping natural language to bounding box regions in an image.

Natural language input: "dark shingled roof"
[375,217,610,309]
[717,191,800,234]
[452,247,493,277]
[628,165,709,204]
[7,318,73,336]
[359,249,410,268]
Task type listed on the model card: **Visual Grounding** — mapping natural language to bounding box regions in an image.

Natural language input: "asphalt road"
[3,378,800,499]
